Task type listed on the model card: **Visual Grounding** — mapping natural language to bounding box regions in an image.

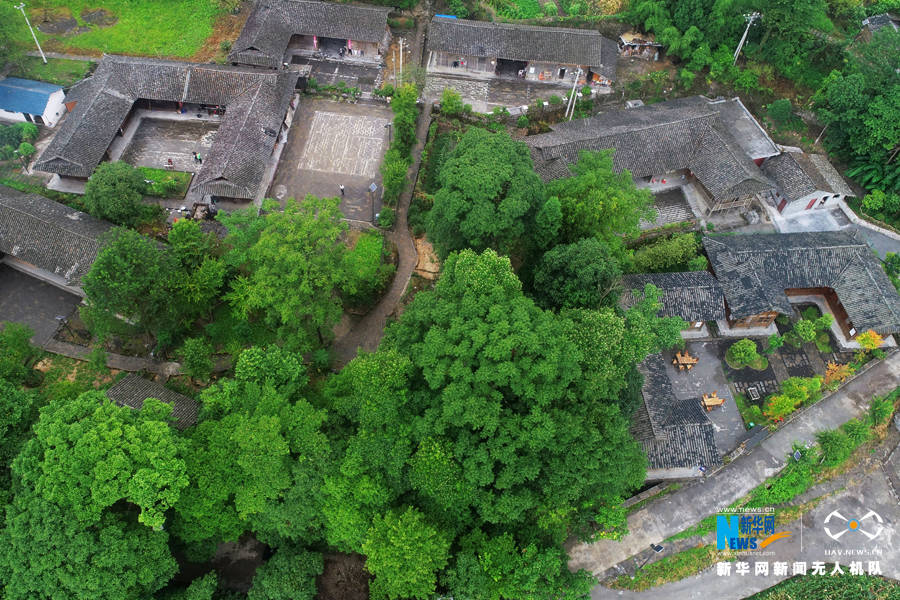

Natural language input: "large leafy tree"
[247,546,322,600]
[321,349,415,551]
[363,507,450,600]
[442,530,595,600]
[0,380,37,504]
[0,492,177,600]
[546,149,655,250]
[83,227,222,347]
[11,391,188,529]
[224,196,347,352]
[320,250,672,598]
[173,346,330,550]
[426,128,548,259]
[0,322,40,385]
[83,161,148,226]
[533,237,622,309]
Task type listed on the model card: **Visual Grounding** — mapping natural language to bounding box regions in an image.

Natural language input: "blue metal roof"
[0,77,62,116]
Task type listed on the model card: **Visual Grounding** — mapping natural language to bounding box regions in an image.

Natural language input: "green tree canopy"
[247,546,322,600]
[363,507,450,600]
[0,492,177,600]
[12,391,187,529]
[546,149,655,251]
[0,322,40,385]
[224,196,347,352]
[532,237,622,309]
[173,353,330,549]
[426,127,546,259]
[83,161,147,226]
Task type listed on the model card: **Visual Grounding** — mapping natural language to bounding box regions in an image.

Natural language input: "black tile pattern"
[35,56,298,201]
[229,0,391,69]
[106,373,199,429]
[630,353,721,470]
[526,96,774,202]
[862,13,900,33]
[704,231,900,334]
[761,152,853,203]
[620,271,726,322]
[0,185,113,284]
[427,17,618,80]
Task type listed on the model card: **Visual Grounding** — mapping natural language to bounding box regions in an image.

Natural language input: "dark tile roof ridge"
[839,252,900,325]
[433,15,605,36]
[0,192,107,242]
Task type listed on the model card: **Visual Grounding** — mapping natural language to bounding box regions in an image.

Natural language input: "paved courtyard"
[663,341,747,456]
[270,98,392,221]
[0,265,80,345]
[424,72,613,113]
[120,118,218,173]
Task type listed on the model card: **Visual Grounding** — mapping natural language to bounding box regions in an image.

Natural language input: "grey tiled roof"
[35,56,297,201]
[0,185,113,284]
[704,231,900,334]
[621,271,726,322]
[762,152,854,202]
[526,96,774,202]
[229,0,391,68]
[862,13,900,33]
[427,17,618,79]
[106,374,199,429]
[630,353,720,470]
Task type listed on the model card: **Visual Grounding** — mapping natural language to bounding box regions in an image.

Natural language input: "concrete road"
[594,443,900,599]
[568,352,900,579]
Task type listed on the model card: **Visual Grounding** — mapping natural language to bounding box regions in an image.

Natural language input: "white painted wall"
[0,108,26,123]
[780,190,844,216]
[41,89,66,127]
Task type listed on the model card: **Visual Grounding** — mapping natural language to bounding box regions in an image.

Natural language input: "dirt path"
[332,16,430,368]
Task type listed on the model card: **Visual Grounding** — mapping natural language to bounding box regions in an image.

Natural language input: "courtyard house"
[34,55,298,206]
[704,231,900,343]
[631,353,721,480]
[107,374,199,430]
[229,0,392,67]
[527,95,779,215]
[426,16,618,87]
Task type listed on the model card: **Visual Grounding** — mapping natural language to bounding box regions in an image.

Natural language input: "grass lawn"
[607,546,734,591]
[746,574,900,599]
[138,167,192,198]
[12,0,221,58]
[10,56,94,87]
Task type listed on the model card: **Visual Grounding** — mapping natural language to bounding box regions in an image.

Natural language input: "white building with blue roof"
[0,77,66,127]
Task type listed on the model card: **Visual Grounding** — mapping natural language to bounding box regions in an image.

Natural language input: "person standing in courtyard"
[340,184,345,196]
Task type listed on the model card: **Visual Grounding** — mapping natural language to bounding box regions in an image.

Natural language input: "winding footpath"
[331,16,430,367]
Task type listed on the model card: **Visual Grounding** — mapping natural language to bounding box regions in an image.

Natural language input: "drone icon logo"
[824,509,884,541]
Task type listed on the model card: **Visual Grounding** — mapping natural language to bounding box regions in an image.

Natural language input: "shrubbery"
[379,83,418,206]
[631,233,706,273]
[726,338,767,370]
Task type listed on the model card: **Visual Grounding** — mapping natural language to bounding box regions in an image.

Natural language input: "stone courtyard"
[269,98,392,222]
[119,118,218,173]
[661,341,747,456]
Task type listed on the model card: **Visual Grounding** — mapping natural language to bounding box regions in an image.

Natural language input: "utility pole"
[565,68,582,120]
[398,38,403,84]
[15,3,47,64]
[733,12,761,65]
